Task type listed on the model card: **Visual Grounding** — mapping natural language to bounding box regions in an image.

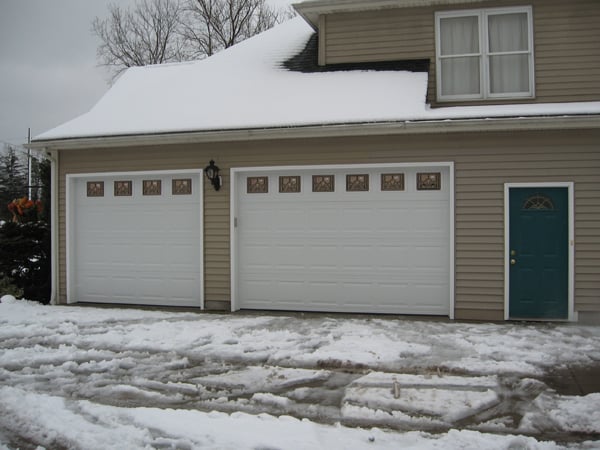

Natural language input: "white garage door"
[234,165,452,315]
[68,171,202,307]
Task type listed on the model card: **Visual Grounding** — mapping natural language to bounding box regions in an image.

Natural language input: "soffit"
[293,0,495,28]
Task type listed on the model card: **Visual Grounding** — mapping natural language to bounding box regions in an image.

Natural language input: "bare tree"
[180,0,289,58]
[92,0,187,80]
[93,0,292,80]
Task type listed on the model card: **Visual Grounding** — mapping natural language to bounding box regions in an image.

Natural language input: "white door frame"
[66,169,204,307]
[230,162,455,317]
[503,182,575,321]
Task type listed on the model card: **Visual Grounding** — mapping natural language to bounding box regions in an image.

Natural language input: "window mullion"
[482,11,490,99]
[438,52,481,60]
[488,50,530,56]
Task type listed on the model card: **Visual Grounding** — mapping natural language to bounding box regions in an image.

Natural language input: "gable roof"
[34,16,600,146]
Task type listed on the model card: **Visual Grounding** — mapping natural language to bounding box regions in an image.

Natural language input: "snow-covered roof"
[35,16,600,143]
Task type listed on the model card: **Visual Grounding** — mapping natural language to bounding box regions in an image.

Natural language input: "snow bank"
[521,392,600,434]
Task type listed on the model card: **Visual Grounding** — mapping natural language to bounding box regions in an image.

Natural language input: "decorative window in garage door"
[87,181,104,197]
[172,178,192,195]
[279,176,301,193]
[417,172,441,190]
[114,180,132,196]
[247,176,268,193]
[143,180,162,195]
[312,175,334,192]
[381,173,405,191]
[346,174,369,192]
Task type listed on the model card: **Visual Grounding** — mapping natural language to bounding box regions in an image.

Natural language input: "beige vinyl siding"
[322,8,433,63]
[319,0,600,105]
[56,128,600,319]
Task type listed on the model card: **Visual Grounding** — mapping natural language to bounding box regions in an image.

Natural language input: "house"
[30,0,600,322]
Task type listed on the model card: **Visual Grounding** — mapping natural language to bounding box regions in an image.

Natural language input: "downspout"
[45,149,59,305]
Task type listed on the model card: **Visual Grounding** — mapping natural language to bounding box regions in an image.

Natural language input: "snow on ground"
[1,295,600,449]
[0,386,571,450]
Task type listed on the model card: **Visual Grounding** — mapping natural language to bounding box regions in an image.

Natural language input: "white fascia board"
[27,115,600,151]
[294,0,495,28]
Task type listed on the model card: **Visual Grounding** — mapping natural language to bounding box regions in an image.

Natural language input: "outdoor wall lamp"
[204,160,221,191]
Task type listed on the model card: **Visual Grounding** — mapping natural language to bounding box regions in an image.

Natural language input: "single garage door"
[68,171,202,307]
[234,165,452,315]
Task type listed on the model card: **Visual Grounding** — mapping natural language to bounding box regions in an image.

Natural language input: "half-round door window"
[522,193,555,210]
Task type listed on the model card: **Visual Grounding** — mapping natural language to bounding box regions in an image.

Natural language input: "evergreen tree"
[0,145,27,222]
[36,158,51,221]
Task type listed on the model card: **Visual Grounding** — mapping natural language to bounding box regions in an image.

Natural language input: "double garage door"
[68,171,202,307]
[68,165,451,315]
[234,165,452,315]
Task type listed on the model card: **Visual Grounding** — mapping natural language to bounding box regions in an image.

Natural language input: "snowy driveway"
[1,296,600,449]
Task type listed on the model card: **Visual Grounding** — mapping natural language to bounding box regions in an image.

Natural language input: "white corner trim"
[65,175,74,304]
[46,150,59,305]
[448,161,455,319]
[230,171,238,312]
[503,182,575,322]
[230,161,455,317]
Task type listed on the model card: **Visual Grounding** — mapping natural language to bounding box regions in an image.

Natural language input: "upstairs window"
[435,7,534,101]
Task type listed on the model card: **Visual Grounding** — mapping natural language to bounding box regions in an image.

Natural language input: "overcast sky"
[0,0,293,148]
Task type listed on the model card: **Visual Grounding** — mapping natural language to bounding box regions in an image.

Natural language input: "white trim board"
[28,115,600,151]
[66,169,204,308]
[230,162,455,318]
[503,182,575,322]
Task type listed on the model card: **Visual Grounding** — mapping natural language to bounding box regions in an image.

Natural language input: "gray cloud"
[0,0,134,144]
[0,0,294,145]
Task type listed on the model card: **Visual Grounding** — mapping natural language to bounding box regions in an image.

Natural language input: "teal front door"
[509,187,569,319]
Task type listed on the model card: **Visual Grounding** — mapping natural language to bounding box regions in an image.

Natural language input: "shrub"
[0,218,50,304]
[0,275,23,298]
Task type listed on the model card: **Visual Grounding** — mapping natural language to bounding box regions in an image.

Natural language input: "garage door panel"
[273,209,307,229]
[236,166,451,315]
[307,210,339,230]
[413,245,448,269]
[341,208,376,230]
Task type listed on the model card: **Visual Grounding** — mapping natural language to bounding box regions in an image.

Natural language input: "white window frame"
[435,6,535,102]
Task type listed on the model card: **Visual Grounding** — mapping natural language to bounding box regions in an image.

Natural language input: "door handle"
[510,259,517,265]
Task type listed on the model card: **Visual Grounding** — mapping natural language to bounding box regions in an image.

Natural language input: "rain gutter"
[27,115,600,151]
